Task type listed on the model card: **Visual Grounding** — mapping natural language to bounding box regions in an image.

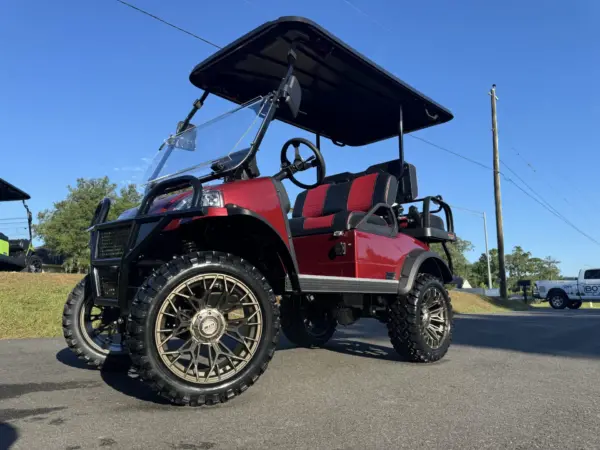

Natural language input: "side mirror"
[283,75,302,118]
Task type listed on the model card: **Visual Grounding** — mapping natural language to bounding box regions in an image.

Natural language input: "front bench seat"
[289,172,398,237]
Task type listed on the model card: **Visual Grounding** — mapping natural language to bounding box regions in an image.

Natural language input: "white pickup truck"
[534,268,600,309]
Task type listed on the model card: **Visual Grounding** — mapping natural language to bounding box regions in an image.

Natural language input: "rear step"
[286,274,398,294]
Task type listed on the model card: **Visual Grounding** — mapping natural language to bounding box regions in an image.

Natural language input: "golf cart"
[63,17,456,406]
[0,178,42,273]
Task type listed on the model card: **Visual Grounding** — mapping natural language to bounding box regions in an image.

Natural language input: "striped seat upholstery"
[289,172,398,237]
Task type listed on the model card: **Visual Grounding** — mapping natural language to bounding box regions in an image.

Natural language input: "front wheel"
[62,276,129,370]
[387,273,453,363]
[126,251,280,406]
[567,301,582,310]
[549,293,568,309]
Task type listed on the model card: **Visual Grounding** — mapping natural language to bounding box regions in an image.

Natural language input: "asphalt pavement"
[1,309,600,450]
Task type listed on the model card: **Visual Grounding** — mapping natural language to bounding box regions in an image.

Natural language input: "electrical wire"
[408,135,492,170]
[114,0,222,49]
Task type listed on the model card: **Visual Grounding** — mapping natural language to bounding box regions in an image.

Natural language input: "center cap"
[191,308,226,343]
[201,317,218,336]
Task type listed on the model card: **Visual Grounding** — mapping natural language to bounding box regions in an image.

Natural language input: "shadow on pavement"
[282,312,600,361]
[0,422,18,450]
[55,348,171,405]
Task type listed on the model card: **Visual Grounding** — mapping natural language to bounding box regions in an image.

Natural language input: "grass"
[0,272,83,339]
[449,290,531,314]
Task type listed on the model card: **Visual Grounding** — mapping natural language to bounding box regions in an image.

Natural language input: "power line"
[408,135,492,170]
[114,0,222,49]
[409,135,600,248]
[341,0,393,34]
[501,174,600,246]
[500,160,563,216]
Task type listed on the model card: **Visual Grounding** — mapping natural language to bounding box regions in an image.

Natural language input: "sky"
[1,0,599,276]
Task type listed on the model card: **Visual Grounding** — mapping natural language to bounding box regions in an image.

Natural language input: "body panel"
[293,229,429,279]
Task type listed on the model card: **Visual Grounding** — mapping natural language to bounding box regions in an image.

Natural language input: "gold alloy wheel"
[154,273,263,384]
[79,301,124,354]
[420,286,450,350]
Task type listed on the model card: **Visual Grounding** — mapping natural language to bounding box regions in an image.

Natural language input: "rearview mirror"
[167,122,197,151]
[283,75,302,118]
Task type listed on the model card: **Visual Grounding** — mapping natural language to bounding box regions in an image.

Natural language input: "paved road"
[1,310,600,450]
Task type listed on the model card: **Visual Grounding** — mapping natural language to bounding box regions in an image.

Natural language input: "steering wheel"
[279,138,326,189]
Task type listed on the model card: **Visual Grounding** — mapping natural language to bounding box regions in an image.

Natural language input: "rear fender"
[398,249,453,295]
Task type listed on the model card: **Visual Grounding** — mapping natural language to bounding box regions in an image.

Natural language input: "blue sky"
[1,0,599,276]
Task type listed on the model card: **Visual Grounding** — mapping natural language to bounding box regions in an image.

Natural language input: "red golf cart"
[63,16,456,406]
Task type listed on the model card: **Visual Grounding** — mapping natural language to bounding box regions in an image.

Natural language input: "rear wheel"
[567,301,582,310]
[549,292,568,309]
[62,276,129,370]
[280,295,337,347]
[387,273,453,362]
[126,251,279,406]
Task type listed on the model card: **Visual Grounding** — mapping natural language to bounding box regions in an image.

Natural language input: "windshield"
[143,96,271,186]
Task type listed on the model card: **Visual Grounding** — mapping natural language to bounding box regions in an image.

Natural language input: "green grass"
[0,272,83,339]
[450,290,531,314]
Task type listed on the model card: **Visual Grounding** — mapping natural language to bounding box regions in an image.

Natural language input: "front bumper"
[89,175,207,314]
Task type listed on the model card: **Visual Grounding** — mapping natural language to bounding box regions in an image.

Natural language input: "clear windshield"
[143,97,271,186]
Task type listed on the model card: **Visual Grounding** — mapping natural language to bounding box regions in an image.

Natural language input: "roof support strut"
[398,105,405,178]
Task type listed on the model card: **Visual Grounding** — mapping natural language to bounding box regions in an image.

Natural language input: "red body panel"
[293,230,428,279]
[157,178,290,248]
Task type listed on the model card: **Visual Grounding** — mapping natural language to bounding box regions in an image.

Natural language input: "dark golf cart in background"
[0,178,43,273]
[63,16,457,406]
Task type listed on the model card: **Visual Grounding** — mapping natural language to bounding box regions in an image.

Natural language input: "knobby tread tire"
[126,251,280,407]
[62,276,130,370]
[387,273,453,363]
[280,296,337,348]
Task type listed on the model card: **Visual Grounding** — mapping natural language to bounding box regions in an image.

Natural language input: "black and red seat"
[289,171,398,237]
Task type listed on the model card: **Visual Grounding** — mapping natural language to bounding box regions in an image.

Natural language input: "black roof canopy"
[189,16,453,147]
[0,178,31,202]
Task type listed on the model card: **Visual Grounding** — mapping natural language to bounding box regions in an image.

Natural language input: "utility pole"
[483,212,492,290]
[449,204,493,290]
[490,84,508,299]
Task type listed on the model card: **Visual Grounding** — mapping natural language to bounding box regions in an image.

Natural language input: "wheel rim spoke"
[420,287,449,349]
[155,273,262,385]
[80,302,124,355]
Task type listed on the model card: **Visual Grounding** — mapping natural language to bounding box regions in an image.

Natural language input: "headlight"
[173,190,223,210]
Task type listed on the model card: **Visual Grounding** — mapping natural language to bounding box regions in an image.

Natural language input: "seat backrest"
[366,160,418,203]
[292,172,398,219]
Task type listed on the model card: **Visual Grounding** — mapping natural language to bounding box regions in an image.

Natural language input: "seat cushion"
[290,211,388,237]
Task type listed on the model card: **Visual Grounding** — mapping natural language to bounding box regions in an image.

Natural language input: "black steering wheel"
[279,138,326,189]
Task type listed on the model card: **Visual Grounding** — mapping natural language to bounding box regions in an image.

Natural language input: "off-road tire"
[567,301,582,310]
[126,251,280,406]
[387,273,453,363]
[62,276,130,370]
[20,254,43,273]
[280,295,337,347]
[549,291,568,309]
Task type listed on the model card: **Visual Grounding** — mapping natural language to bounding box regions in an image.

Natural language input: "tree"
[34,177,141,271]
[431,237,474,280]
[471,248,499,288]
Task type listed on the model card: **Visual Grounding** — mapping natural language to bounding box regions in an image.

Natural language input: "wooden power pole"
[490,84,508,299]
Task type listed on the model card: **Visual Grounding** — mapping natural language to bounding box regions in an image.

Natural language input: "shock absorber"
[182,240,197,254]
